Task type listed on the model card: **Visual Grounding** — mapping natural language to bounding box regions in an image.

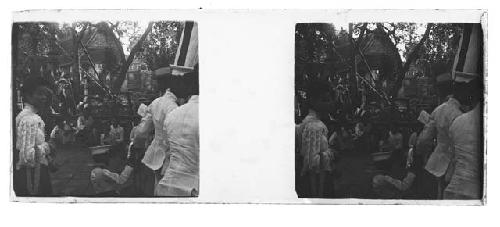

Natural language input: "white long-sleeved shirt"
[296,111,329,175]
[445,105,482,199]
[15,104,50,169]
[156,95,199,196]
[137,90,178,171]
[419,97,463,177]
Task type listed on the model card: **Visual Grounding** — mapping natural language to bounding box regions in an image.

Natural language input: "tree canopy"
[13,21,183,94]
[295,22,463,99]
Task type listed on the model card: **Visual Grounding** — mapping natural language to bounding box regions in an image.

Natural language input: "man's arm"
[416,117,437,155]
[133,105,154,143]
[445,118,461,183]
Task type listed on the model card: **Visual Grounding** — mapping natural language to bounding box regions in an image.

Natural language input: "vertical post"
[83,76,88,97]
[72,29,81,102]
[349,23,359,107]
[81,55,88,99]
[12,24,23,111]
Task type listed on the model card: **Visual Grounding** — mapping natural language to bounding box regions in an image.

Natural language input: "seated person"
[76,114,86,133]
[339,126,354,152]
[354,121,371,154]
[91,164,133,196]
[354,122,365,139]
[110,121,124,143]
[372,169,416,199]
[372,151,418,199]
[109,119,125,158]
[387,126,404,152]
[90,135,134,195]
[61,120,76,145]
[90,116,147,196]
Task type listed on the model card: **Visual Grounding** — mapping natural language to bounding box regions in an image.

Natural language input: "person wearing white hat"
[442,23,484,199]
[155,65,200,196]
[90,67,182,196]
[443,77,483,199]
[418,23,484,200]
[134,67,182,196]
[416,76,463,199]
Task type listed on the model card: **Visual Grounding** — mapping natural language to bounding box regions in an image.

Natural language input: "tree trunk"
[390,23,433,97]
[111,22,154,93]
[349,23,359,106]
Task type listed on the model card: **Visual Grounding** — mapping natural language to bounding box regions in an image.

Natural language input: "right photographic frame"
[295,22,485,201]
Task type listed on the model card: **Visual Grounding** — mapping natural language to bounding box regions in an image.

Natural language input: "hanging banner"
[171,21,198,76]
[452,23,483,83]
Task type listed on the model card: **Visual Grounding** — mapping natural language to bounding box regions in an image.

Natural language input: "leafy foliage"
[14,21,183,87]
[110,21,183,71]
[295,23,342,64]
[295,22,464,120]
[13,20,184,116]
[351,23,462,75]
[141,21,183,70]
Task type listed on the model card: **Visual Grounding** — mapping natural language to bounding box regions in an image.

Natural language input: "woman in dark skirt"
[14,76,54,196]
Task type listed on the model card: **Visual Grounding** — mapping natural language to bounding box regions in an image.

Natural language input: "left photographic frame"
[11,18,199,199]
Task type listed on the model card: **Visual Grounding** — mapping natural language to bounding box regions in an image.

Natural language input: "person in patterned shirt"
[296,80,336,198]
[14,76,54,196]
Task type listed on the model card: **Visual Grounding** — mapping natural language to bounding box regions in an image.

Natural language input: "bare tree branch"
[111,22,154,92]
[390,23,433,97]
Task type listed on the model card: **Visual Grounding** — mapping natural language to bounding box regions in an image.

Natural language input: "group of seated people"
[49,110,126,147]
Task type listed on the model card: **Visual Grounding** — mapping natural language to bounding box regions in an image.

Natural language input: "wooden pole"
[348,23,359,106]
[72,30,81,102]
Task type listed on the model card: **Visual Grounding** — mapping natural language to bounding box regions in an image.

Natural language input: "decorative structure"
[452,23,483,83]
[171,21,198,76]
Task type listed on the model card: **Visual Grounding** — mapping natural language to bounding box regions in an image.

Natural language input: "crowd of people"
[13,65,200,197]
[90,65,199,197]
[295,74,483,200]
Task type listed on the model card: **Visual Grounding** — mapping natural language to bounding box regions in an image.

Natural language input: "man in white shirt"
[444,77,483,199]
[417,80,463,199]
[91,67,182,196]
[156,66,200,196]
